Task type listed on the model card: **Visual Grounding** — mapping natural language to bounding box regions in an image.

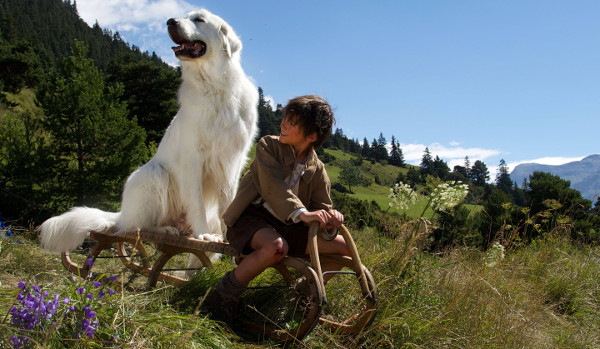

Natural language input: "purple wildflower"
[84,304,96,319]
[81,318,99,338]
[10,284,61,333]
[11,281,108,341]
[86,258,94,267]
[10,336,29,349]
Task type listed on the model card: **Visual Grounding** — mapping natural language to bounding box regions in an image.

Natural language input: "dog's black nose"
[167,18,177,26]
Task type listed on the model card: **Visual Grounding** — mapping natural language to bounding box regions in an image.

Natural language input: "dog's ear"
[220,24,241,58]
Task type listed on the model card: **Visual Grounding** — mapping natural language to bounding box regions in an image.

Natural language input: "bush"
[332,182,351,194]
[331,191,382,228]
[431,205,483,249]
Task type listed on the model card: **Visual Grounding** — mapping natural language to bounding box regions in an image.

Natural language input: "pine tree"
[106,52,180,144]
[0,107,50,221]
[370,138,378,161]
[256,87,280,138]
[470,160,490,186]
[377,132,388,161]
[388,135,404,167]
[377,132,386,147]
[463,156,471,179]
[360,138,370,158]
[368,133,388,162]
[0,39,44,92]
[349,138,360,154]
[38,41,148,208]
[528,171,590,218]
[407,167,421,186]
[420,147,434,178]
[452,165,469,181]
[433,155,450,179]
[495,159,513,194]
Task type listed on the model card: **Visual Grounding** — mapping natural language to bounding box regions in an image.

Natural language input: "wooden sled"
[60,222,377,342]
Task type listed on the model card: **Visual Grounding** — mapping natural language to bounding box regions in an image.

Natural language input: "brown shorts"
[226,204,309,256]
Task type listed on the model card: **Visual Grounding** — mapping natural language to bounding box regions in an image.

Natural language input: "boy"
[207,95,350,326]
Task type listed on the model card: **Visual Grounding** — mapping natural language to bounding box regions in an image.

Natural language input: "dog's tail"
[38,207,120,252]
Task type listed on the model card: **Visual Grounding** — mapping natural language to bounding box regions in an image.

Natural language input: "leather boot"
[206,270,246,328]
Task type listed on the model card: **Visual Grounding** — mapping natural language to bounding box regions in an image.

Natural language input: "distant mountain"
[510,154,600,201]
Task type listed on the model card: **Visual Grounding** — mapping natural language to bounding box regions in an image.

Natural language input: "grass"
[2,225,600,348]
[1,145,597,347]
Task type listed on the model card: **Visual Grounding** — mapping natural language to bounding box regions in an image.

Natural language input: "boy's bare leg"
[312,234,350,255]
[206,228,288,326]
[233,227,288,285]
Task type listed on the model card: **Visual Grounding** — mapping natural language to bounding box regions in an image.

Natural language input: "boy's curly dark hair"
[281,95,335,150]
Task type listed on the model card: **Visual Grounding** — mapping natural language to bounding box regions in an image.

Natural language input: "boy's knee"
[261,238,288,264]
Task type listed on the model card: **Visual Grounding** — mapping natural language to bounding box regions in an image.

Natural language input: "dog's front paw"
[197,233,223,243]
[164,226,181,236]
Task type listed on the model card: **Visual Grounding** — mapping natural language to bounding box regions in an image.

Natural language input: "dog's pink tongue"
[172,42,204,55]
[187,42,204,55]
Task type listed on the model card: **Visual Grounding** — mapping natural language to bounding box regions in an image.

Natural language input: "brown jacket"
[223,135,332,227]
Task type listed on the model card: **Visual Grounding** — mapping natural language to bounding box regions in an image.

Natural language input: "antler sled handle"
[307,222,371,301]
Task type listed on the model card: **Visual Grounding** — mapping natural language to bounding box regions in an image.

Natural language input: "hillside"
[324,149,396,196]
[0,0,170,70]
[510,154,600,201]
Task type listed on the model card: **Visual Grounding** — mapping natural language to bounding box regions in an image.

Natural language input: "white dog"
[39,9,258,252]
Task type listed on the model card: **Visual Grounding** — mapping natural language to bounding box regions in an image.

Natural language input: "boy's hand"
[325,209,344,229]
[299,209,344,229]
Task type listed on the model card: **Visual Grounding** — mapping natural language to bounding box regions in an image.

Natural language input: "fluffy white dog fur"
[39,9,258,252]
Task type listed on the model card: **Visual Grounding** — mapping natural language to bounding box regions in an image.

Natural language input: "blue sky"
[75,0,599,178]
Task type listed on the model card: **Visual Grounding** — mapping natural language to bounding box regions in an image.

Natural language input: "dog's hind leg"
[116,163,172,234]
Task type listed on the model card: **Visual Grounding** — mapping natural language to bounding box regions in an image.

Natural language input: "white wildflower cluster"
[485,242,505,267]
[388,182,419,210]
[430,181,469,212]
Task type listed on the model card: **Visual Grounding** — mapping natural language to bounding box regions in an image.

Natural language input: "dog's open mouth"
[172,40,207,58]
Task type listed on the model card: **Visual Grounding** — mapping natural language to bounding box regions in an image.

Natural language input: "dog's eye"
[194,17,206,23]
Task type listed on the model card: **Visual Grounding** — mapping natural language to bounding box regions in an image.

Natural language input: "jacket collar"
[282,141,318,183]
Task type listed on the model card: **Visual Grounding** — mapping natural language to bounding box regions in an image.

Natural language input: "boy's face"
[280,115,315,148]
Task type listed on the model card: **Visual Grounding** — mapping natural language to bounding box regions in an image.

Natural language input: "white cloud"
[76,0,196,64]
[76,0,195,29]
[264,95,276,111]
